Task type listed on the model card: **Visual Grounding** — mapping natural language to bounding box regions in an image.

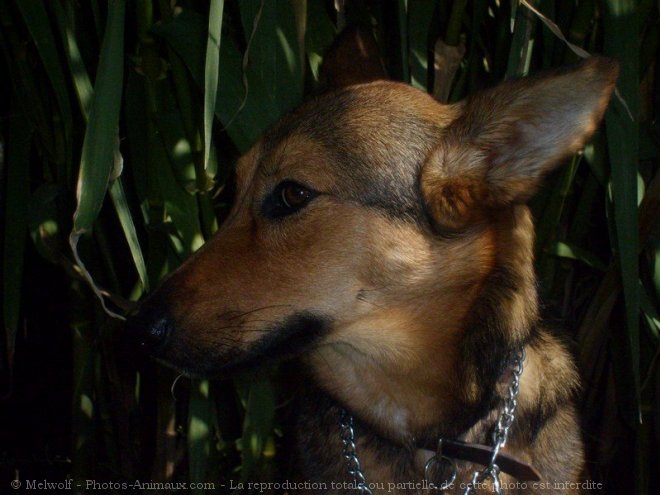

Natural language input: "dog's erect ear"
[421,57,619,230]
[320,26,388,89]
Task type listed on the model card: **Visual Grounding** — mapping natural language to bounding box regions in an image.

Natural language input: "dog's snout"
[126,301,173,353]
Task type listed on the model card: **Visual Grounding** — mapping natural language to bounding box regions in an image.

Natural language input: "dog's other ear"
[320,26,388,89]
[421,57,619,231]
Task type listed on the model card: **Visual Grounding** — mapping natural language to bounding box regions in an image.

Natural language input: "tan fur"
[130,51,618,494]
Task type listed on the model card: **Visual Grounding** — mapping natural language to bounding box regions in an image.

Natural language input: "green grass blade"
[305,0,336,82]
[54,1,149,293]
[292,0,307,82]
[603,1,643,490]
[188,380,213,494]
[603,0,640,418]
[506,2,536,78]
[536,154,581,289]
[152,126,204,257]
[109,179,150,292]
[640,281,659,342]
[396,0,409,83]
[28,184,67,268]
[152,9,273,151]
[203,1,224,177]
[71,0,125,235]
[0,20,56,162]
[71,318,97,481]
[15,0,73,171]
[151,10,206,87]
[124,65,150,223]
[3,109,32,368]
[90,0,104,40]
[446,0,468,46]
[547,241,607,271]
[237,0,303,115]
[653,246,660,309]
[69,0,126,317]
[239,375,275,482]
[153,111,197,191]
[53,1,93,117]
[407,0,435,91]
[582,134,608,186]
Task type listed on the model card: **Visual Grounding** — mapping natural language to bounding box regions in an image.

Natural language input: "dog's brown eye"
[262,181,318,219]
[281,182,311,209]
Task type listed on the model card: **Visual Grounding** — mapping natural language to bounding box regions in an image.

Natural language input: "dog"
[128,29,618,494]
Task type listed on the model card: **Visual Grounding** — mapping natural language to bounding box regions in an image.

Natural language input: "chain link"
[339,348,525,495]
[339,410,374,495]
[463,348,526,495]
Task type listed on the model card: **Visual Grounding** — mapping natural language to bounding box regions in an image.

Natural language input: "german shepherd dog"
[128,29,618,494]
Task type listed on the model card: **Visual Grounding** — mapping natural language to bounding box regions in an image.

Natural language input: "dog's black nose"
[125,302,172,353]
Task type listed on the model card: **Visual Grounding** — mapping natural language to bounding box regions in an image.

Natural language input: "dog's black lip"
[155,311,333,378]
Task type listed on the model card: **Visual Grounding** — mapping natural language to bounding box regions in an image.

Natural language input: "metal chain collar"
[339,410,374,494]
[463,348,525,495]
[338,348,526,495]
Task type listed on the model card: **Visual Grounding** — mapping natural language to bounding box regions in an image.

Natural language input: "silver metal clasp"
[424,439,457,491]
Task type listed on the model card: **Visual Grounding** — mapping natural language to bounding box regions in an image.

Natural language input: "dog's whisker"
[223,304,294,321]
[170,373,185,401]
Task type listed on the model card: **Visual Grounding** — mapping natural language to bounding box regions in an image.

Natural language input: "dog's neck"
[291,354,530,489]
[288,207,549,494]
[300,334,527,446]
[304,206,539,444]
[292,325,583,492]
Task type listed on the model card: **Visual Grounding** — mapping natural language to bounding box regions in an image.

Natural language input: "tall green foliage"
[1,0,657,492]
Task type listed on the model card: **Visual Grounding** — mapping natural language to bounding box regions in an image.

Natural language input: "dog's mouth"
[151,311,333,378]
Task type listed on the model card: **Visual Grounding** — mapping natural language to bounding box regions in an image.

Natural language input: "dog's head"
[128,32,617,426]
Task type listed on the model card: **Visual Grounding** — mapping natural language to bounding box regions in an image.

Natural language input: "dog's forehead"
[263,81,451,154]
[252,82,457,220]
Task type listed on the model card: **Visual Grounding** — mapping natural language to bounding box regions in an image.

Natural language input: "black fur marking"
[458,264,535,429]
[164,312,332,377]
[247,312,332,363]
[518,402,556,443]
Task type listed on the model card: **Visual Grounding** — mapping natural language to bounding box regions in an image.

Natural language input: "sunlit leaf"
[69,0,126,318]
[203,1,224,178]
